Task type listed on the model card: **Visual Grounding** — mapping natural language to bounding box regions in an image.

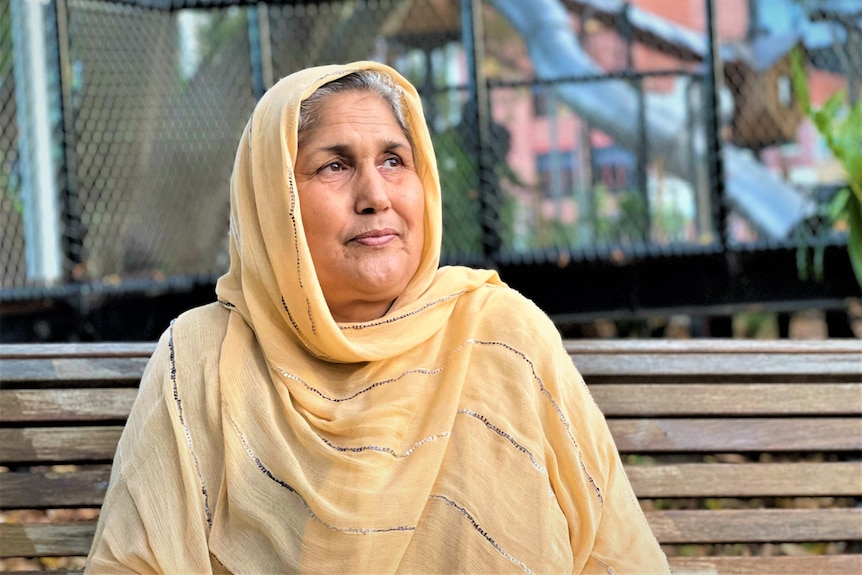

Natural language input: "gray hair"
[297,70,412,148]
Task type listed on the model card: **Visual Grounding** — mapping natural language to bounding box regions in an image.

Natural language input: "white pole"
[11,0,63,284]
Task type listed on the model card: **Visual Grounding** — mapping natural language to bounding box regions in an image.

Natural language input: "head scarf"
[86,63,669,574]
[215,61,499,364]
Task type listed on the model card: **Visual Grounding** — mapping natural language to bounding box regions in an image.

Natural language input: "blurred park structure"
[1,0,860,341]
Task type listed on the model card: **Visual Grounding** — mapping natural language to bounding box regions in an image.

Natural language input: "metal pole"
[55,0,85,280]
[703,0,728,247]
[621,3,650,241]
[247,5,265,99]
[11,0,63,284]
[461,0,500,265]
[257,2,273,91]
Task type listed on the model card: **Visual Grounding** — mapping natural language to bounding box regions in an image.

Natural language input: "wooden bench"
[1,340,860,574]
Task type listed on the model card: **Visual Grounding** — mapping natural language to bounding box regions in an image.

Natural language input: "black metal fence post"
[703,0,728,248]
[247,4,265,100]
[54,0,85,282]
[621,3,650,241]
[460,0,500,266]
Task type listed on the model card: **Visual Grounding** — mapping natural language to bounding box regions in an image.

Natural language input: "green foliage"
[433,126,519,257]
[593,186,649,245]
[434,129,483,255]
[790,49,862,289]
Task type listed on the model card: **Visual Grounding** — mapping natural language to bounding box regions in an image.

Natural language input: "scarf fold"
[214,61,500,365]
[86,61,669,575]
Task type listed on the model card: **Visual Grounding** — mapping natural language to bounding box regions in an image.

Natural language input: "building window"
[537,151,577,199]
[592,145,635,191]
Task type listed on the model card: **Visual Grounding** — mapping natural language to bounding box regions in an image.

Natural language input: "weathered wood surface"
[0,557,859,575]
[0,389,139,422]
[3,340,858,360]
[591,383,861,415]
[2,341,859,384]
[0,357,149,386]
[4,461,859,509]
[0,343,155,359]
[1,508,859,557]
[610,417,862,452]
[0,522,95,558]
[4,384,858,422]
[0,427,124,465]
[567,340,862,377]
[1,339,859,571]
[624,462,862,498]
[645,508,862,543]
[667,554,862,574]
[2,417,858,466]
[1,469,111,508]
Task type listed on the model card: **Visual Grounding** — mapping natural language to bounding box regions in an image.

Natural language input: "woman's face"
[294,90,425,323]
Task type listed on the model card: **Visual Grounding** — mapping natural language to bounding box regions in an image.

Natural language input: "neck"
[331,298,396,324]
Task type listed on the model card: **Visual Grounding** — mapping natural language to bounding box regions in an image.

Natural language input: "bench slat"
[3,418,858,465]
[2,508,859,557]
[0,523,95,558]
[564,340,862,354]
[667,554,862,575]
[4,384,858,423]
[0,389,139,423]
[3,340,856,359]
[591,383,862,415]
[609,418,862,452]
[0,343,155,359]
[646,508,862,543]
[0,469,111,509]
[4,461,859,510]
[625,462,862,498]
[0,358,149,385]
[571,352,862,378]
[0,427,123,465]
[0,389,138,423]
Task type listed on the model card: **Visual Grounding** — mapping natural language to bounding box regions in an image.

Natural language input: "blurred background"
[1,0,860,341]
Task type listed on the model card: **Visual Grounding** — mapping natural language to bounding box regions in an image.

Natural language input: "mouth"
[350,228,400,247]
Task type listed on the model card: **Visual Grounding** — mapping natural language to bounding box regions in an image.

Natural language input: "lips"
[350,228,399,247]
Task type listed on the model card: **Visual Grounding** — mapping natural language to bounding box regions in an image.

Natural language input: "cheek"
[298,192,338,254]
[401,179,426,233]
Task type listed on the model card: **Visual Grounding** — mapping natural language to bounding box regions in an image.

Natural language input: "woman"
[86,61,669,574]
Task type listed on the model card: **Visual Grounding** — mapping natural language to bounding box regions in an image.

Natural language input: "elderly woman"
[86,62,669,574]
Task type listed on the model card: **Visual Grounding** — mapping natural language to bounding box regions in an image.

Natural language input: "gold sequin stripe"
[466,340,604,506]
[457,409,547,474]
[429,494,532,574]
[272,337,603,505]
[316,431,451,459]
[169,319,213,527]
[226,410,415,535]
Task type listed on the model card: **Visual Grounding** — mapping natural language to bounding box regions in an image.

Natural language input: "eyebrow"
[311,140,411,157]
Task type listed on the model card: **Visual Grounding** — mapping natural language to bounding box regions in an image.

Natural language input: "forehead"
[304,91,408,143]
[313,90,401,130]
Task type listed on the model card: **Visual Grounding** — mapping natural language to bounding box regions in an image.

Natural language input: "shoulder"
[460,280,562,348]
[135,302,229,415]
[172,301,231,343]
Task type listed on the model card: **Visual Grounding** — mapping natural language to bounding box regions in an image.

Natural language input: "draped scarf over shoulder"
[86,62,669,575]
[215,61,498,363]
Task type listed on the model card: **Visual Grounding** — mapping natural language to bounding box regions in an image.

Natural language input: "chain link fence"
[1,0,857,293]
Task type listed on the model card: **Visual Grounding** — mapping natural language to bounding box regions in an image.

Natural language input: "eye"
[320,161,346,173]
[382,156,401,169]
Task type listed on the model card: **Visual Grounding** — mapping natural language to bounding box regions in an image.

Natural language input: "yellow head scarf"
[87,62,669,575]
[215,61,500,363]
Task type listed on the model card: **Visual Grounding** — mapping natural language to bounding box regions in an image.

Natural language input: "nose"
[354,166,391,214]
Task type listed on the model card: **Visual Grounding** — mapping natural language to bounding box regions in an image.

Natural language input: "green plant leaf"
[828,188,851,221]
[790,49,811,114]
[847,198,862,289]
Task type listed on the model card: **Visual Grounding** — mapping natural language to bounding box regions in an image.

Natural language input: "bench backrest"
[1,340,861,574]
